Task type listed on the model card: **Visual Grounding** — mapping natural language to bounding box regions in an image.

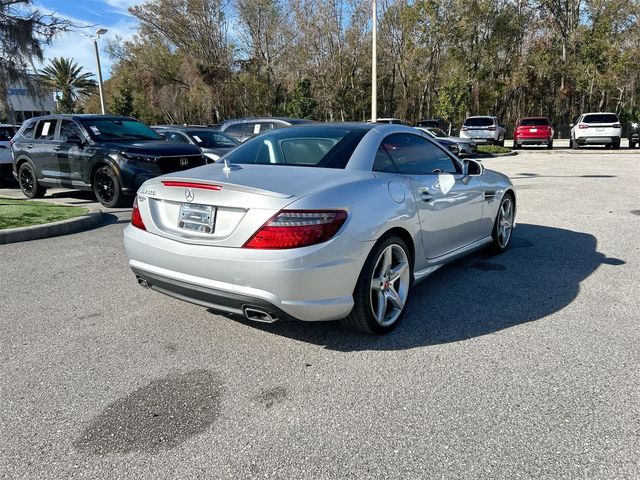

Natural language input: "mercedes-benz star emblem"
[179,157,189,167]
[185,188,194,202]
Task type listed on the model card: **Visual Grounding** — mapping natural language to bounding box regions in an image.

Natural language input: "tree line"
[3,0,639,136]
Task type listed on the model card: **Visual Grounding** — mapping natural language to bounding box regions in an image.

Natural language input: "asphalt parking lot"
[1,146,639,479]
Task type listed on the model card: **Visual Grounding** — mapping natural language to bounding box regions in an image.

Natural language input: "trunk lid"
[137,163,363,247]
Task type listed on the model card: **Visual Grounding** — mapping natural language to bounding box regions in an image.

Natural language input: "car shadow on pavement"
[226,224,624,351]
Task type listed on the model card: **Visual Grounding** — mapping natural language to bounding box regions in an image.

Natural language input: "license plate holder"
[178,203,215,233]
[597,127,604,132]
[530,128,537,133]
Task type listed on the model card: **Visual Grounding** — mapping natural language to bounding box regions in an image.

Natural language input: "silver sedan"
[124,123,516,334]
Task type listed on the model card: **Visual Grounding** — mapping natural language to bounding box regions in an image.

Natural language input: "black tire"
[341,235,412,335]
[512,140,520,150]
[18,162,46,198]
[93,165,126,208]
[498,138,505,147]
[612,140,620,150]
[489,193,515,254]
[547,140,553,149]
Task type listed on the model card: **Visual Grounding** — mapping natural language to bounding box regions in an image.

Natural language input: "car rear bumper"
[123,225,369,322]
[514,137,551,145]
[576,136,620,145]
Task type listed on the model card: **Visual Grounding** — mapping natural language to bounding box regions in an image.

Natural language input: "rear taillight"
[461,126,468,131]
[488,126,496,131]
[578,124,589,129]
[244,210,348,249]
[131,196,146,230]
[612,123,621,128]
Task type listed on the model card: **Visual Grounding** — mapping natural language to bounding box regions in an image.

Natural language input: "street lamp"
[371,0,377,122]
[93,28,108,115]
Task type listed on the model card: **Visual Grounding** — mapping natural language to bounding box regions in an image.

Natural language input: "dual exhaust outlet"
[136,276,278,324]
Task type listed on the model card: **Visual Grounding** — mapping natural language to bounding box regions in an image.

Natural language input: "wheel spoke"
[371,276,384,291]
[387,287,404,310]
[388,261,408,282]
[375,291,386,323]
[380,247,392,276]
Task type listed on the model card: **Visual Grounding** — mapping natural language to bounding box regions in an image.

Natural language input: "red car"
[513,117,554,149]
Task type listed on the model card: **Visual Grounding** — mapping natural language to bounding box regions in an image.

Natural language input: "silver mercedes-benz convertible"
[124,123,516,334]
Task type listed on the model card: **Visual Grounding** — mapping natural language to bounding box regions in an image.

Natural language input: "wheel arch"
[89,156,121,186]
[377,226,415,267]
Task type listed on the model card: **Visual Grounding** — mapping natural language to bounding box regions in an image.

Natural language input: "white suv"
[459,116,505,146]
[570,112,621,149]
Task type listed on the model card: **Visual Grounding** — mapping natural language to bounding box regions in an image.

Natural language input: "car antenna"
[223,158,231,174]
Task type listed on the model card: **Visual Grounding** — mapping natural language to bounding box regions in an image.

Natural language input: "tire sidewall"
[351,235,413,335]
[18,162,39,199]
[491,193,514,254]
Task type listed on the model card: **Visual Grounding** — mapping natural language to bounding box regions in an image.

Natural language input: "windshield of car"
[464,117,494,127]
[520,118,550,126]
[186,130,238,148]
[582,114,619,124]
[224,126,368,169]
[80,118,161,141]
[427,128,448,137]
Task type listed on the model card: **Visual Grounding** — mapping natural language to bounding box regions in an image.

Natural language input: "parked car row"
[5,110,640,208]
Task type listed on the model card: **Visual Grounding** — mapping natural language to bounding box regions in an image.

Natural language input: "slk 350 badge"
[141,189,156,196]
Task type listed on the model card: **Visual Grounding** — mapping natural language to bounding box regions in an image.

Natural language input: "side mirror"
[463,159,484,178]
[66,134,84,146]
[158,132,167,139]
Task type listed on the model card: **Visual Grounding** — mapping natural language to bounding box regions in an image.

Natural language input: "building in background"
[4,86,56,124]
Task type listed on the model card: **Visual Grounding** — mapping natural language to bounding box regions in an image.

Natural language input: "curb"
[474,150,518,159]
[0,205,105,244]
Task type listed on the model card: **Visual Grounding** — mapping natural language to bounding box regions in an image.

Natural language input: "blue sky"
[37,0,144,79]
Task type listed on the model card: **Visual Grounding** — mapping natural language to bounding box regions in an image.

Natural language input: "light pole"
[83,28,109,114]
[371,0,377,122]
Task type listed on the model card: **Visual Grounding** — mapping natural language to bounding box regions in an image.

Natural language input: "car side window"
[223,123,243,138]
[20,121,36,139]
[34,119,58,141]
[378,133,458,175]
[166,131,189,143]
[259,122,275,132]
[243,123,259,136]
[59,120,84,142]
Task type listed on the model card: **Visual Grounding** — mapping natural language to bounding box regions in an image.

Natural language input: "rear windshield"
[186,130,239,148]
[582,114,618,124]
[80,118,161,141]
[464,117,494,127]
[520,118,549,126]
[223,127,368,169]
[426,127,448,138]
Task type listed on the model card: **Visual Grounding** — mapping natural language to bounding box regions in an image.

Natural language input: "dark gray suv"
[11,115,205,207]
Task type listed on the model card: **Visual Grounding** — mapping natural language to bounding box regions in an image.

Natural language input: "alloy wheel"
[497,197,514,248]
[369,244,411,327]
[95,169,115,204]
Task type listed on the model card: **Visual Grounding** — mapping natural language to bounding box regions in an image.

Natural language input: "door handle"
[53,146,62,151]
[418,187,434,202]
[26,144,34,149]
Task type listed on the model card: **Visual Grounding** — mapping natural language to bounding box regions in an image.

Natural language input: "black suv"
[11,115,205,207]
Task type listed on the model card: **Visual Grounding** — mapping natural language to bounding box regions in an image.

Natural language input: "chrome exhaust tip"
[137,277,150,288]
[243,307,278,324]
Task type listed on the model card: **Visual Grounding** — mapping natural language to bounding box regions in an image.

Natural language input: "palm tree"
[38,57,97,113]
